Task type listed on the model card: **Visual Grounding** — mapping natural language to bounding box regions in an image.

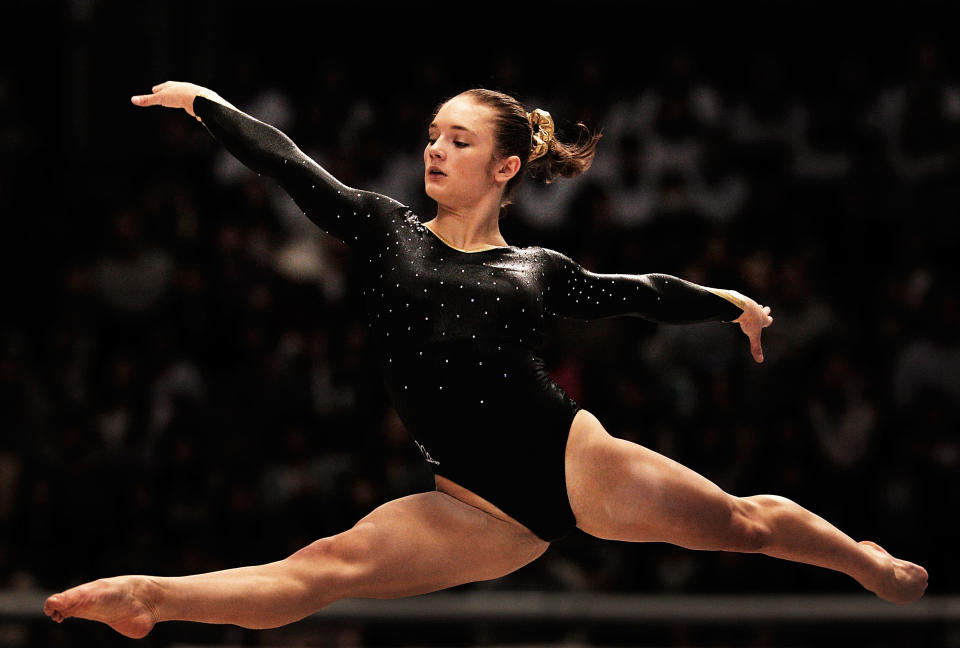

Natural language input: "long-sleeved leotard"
[193,95,743,541]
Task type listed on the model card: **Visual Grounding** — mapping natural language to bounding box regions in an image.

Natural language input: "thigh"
[565,409,737,549]
[291,491,549,600]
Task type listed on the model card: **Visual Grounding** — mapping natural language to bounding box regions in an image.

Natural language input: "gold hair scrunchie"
[527,108,555,162]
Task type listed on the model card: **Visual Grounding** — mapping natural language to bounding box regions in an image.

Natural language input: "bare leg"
[564,409,928,604]
[44,491,549,637]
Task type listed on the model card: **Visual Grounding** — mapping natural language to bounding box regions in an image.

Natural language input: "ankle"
[129,576,164,624]
[855,545,893,594]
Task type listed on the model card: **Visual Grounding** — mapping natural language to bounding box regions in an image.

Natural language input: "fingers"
[746,307,767,363]
[736,302,771,363]
[130,93,160,107]
[750,333,764,363]
[130,81,177,107]
[748,310,766,362]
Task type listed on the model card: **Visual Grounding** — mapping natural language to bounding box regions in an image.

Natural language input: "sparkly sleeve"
[542,248,743,324]
[192,95,402,250]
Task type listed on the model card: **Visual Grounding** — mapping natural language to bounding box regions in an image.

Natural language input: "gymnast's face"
[424,95,513,208]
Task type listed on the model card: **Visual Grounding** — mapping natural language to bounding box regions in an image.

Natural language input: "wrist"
[192,90,214,122]
[192,90,238,123]
[705,286,747,311]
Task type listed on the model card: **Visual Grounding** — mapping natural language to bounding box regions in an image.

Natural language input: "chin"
[424,181,446,203]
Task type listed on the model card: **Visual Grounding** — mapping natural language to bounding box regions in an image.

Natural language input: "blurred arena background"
[1,1,958,646]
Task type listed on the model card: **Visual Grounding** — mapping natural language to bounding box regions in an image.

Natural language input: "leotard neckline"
[421,221,512,254]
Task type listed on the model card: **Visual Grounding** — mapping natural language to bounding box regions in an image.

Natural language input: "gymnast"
[43,81,927,639]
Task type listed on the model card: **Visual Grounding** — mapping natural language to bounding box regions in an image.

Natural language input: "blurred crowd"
[0,4,958,646]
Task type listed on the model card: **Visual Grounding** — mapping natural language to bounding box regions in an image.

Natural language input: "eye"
[454,141,469,148]
[427,137,437,145]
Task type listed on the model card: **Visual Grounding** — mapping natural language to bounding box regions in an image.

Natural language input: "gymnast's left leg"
[564,409,928,604]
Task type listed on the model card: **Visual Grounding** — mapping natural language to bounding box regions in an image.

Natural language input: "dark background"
[1,1,957,646]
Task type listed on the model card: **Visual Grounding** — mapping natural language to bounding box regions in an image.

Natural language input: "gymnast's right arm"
[131,80,397,248]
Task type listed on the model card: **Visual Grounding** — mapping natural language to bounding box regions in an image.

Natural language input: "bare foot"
[859,540,928,605]
[44,576,159,638]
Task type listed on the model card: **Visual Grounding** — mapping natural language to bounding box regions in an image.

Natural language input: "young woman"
[43,81,927,639]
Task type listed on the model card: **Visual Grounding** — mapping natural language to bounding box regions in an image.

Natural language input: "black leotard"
[193,95,743,541]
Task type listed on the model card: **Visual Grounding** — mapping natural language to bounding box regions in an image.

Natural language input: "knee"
[289,524,376,565]
[284,523,380,604]
[723,497,775,553]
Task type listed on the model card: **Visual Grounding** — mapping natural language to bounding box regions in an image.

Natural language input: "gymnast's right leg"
[43,491,549,638]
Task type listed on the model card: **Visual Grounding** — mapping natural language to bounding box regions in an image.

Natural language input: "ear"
[493,155,523,184]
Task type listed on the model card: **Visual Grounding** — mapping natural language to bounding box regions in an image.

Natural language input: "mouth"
[428,167,447,177]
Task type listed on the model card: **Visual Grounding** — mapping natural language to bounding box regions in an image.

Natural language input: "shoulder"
[346,187,409,214]
[514,246,584,282]
[529,245,579,270]
[344,189,412,234]
[318,187,413,252]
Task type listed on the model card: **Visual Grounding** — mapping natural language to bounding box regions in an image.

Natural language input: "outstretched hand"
[734,296,773,363]
[131,81,227,118]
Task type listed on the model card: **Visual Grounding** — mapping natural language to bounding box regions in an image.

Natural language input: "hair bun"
[527,109,555,162]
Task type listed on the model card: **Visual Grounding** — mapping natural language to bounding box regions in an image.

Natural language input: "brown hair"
[451,89,602,208]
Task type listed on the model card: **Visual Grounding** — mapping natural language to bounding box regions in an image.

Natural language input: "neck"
[426,199,508,250]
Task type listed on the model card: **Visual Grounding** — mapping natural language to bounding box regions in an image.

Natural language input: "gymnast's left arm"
[542,248,773,363]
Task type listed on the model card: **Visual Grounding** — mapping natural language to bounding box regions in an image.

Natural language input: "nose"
[428,138,445,159]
